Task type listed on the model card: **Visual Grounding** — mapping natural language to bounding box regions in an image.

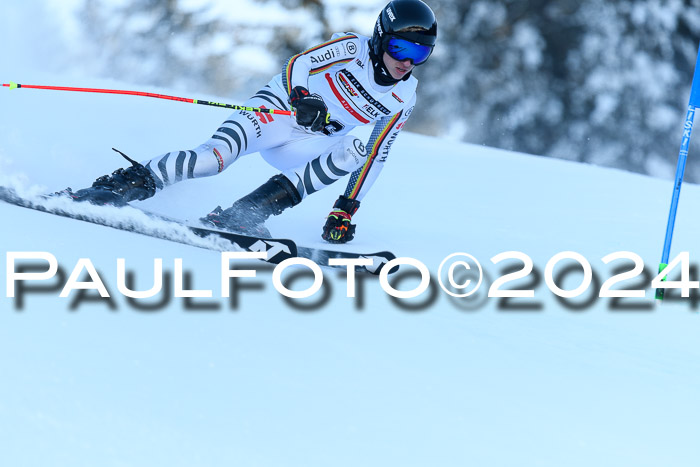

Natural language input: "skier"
[69,0,438,244]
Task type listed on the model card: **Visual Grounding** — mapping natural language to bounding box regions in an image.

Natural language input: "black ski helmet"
[370,0,438,65]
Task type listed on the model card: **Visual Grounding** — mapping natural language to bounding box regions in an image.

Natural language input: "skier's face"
[383,52,415,80]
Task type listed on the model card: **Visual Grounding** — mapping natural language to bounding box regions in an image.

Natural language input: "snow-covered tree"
[416,0,700,180]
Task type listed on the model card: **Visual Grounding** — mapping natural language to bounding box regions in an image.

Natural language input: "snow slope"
[1,74,699,467]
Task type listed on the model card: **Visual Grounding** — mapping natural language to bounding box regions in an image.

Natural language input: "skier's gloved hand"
[322,196,361,244]
[323,210,355,243]
[289,86,329,132]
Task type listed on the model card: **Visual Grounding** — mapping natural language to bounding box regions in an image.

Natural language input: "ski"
[297,246,395,275]
[0,186,395,274]
[0,185,296,263]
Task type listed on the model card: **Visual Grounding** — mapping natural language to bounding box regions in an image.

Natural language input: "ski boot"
[200,174,301,237]
[65,148,157,206]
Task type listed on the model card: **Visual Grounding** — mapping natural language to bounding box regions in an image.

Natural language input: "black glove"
[322,196,361,244]
[289,86,329,132]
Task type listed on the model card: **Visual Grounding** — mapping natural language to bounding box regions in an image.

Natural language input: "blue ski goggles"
[384,36,433,65]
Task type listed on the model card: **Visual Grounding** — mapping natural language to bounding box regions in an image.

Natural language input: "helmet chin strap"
[369,48,412,86]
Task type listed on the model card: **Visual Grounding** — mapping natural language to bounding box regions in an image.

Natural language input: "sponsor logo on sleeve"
[310,48,337,64]
[382,132,398,158]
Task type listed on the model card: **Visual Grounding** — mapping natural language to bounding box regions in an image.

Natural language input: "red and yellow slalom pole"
[2,81,295,116]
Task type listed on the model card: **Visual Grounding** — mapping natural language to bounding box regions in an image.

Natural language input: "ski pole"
[2,81,295,116]
[656,44,700,300]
